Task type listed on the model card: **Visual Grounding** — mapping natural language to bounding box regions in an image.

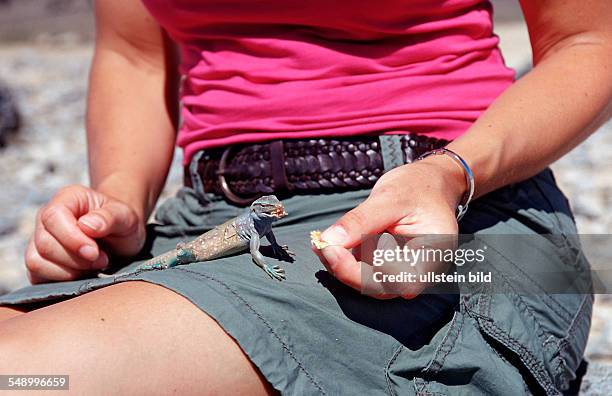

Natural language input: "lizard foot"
[263,264,286,281]
[272,244,295,259]
[280,245,295,257]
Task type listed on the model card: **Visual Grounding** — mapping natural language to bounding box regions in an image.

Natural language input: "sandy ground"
[0,0,610,392]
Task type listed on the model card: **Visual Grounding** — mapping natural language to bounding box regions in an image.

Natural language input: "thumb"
[321,195,401,249]
[77,201,139,239]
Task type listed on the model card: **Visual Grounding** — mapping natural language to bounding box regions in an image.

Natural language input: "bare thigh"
[0,282,277,396]
[0,306,26,322]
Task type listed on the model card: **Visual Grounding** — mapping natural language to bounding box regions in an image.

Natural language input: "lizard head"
[251,195,287,220]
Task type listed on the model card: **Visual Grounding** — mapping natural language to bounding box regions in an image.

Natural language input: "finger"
[39,205,100,261]
[78,203,144,257]
[78,201,139,238]
[25,239,90,283]
[323,246,403,299]
[34,227,109,271]
[320,193,402,249]
[27,270,46,285]
[319,245,363,291]
[311,245,330,271]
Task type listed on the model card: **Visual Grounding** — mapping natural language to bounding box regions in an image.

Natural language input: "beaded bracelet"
[416,148,475,221]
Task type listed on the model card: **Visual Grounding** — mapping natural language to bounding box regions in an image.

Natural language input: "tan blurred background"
[0,1,610,392]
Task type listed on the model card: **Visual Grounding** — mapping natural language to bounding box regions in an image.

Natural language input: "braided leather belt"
[184,134,449,205]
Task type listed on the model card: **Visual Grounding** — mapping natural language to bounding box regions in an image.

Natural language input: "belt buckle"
[217,146,261,206]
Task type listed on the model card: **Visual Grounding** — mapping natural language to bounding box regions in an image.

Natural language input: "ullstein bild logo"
[371,269,492,284]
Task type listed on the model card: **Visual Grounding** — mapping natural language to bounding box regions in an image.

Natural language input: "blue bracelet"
[416,148,475,221]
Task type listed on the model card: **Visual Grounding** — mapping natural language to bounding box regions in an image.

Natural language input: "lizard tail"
[140,255,179,270]
[96,246,198,279]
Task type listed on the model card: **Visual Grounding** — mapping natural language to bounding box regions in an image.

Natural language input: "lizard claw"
[264,264,286,281]
[281,245,295,257]
[272,244,295,259]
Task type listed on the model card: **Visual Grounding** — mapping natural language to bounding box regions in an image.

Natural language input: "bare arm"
[25,0,179,283]
[316,0,612,297]
[437,0,612,198]
[88,0,179,222]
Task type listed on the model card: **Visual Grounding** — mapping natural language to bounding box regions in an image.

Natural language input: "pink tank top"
[142,0,515,164]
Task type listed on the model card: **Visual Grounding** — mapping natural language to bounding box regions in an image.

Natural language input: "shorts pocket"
[385,310,466,396]
[386,298,534,396]
[473,292,593,395]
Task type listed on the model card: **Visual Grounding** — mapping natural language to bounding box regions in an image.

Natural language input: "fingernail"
[321,225,349,246]
[78,245,98,261]
[92,253,109,270]
[79,215,103,231]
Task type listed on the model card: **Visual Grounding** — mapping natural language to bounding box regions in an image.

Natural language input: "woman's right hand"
[25,185,146,284]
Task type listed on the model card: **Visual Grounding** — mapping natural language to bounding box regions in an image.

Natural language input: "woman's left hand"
[313,156,467,299]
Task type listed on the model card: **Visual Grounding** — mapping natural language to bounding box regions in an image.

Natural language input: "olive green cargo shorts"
[0,168,592,395]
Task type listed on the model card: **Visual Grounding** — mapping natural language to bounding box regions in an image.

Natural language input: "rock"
[0,215,18,237]
[0,82,20,147]
[572,194,606,220]
[581,362,612,395]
